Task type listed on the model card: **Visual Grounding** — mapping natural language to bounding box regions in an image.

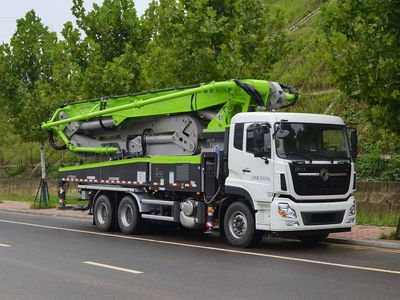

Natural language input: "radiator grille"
[290,163,351,196]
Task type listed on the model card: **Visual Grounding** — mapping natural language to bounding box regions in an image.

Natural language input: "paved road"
[0,211,399,300]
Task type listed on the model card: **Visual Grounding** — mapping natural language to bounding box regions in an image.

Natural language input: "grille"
[301,211,345,225]
[290,163,351,196]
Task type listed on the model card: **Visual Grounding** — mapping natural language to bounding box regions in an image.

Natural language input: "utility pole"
[34,144,49,208]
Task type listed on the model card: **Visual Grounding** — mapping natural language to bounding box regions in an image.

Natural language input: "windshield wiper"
[334,156,351,163]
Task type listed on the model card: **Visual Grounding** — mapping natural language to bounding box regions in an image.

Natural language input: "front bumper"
[269,195,356,232]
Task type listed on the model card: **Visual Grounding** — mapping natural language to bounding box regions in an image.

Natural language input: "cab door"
[240,123,274,203]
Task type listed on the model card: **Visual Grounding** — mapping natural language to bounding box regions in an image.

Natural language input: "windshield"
[275,123,350,161]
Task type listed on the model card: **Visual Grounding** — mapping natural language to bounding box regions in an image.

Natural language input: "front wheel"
[224,201,261,248]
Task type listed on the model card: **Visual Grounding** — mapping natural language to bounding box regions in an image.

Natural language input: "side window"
[246,123,271,158]
[246,125,255,153]
[264,129,272,158]
[234,123,244,150]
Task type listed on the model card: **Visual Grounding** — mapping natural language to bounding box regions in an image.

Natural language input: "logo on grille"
[320,169,329,181]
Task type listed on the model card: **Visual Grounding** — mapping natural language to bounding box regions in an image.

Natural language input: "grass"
[380,230,399,240]
[0,193,88,207]
[356,212,399,227]
[30,202,58,209]
[268,0,322,25]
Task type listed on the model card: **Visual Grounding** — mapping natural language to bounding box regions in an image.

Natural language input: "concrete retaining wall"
[355,182,400,216]
[0,179,399,215]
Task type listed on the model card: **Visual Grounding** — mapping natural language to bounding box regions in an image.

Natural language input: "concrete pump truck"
[42,79,358,247]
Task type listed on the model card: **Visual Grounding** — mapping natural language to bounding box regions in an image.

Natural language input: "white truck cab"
[225,112,357,241]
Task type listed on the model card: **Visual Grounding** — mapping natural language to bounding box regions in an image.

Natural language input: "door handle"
[242,168,251,173]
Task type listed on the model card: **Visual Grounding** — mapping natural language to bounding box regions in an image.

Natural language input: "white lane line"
[83,261,143,274]
[0,243,12,247]
[1,218,399,276]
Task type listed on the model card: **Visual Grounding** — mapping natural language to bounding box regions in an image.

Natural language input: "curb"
[325,237,400,250]
[0,208,91,220]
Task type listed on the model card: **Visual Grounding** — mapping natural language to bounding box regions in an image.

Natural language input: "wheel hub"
[229,212,248,239]
[121,204,134,227]
[97,203,108,225]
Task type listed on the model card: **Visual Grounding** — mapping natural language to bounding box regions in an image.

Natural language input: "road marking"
[1,218,399,276]
[83,261,143,274]
[0,243,12,247]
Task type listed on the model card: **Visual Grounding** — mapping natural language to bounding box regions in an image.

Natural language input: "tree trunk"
[40,143,46,180]
[395,212,400,240]
[39,143,48,207]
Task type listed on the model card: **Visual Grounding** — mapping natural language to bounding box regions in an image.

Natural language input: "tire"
[94,194,114,232]
[298,233,329,244]
[117,195,143,234]
[224,201,258,248]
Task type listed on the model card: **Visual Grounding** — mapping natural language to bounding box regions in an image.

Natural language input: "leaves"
[322,0,400,134]
[140,0,287,86]
[0,10,59,142]
[0,0,288,144]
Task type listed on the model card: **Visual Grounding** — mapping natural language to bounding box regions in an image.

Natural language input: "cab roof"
[231,112,345,126]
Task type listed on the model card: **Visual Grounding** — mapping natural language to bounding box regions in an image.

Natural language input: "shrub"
[356,154,400,181]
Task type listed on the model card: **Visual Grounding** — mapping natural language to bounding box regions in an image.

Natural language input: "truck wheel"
[224,201,258,248]
[118,196,142,234]
[94,194,114,232]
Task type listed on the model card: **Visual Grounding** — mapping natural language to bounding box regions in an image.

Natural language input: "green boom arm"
[42,79,297,155]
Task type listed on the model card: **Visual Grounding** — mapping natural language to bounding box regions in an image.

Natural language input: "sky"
[0,0,151,43]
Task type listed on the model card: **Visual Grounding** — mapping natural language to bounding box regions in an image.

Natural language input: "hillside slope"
[0,0,398,180]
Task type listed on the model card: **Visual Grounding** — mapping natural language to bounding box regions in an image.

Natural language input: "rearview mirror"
[276,129,290,139]
[349,128,358,160]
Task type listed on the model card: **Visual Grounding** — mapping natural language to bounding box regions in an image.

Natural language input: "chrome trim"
[297,173,319,176]
[297,172,347,177]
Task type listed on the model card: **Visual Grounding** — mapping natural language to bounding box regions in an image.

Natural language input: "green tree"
[65,0,144,97]
[322,0,400,134]
[323,0,400,239]
[141,0,287,88]
[0,10,60,143]
[72,0,143,61]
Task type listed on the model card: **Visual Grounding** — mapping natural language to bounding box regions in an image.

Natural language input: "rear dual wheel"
[94,194,116,232]
[118,196,144,234]
[94,194,143,234]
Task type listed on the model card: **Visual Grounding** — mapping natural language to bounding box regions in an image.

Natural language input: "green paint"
[59,155,201,172]
[150,155,201,164]
[55,127,118,154]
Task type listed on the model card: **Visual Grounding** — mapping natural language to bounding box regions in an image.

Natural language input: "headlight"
[349,202,356,216]
[278,203,297,219]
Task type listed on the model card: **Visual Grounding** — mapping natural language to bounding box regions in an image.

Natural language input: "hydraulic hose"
[278,83,299,108]
[48,131,68,150]
[233,79,265,109]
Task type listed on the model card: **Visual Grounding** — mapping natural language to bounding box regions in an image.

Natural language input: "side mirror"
[276,129,290,139]
[349,128,358,160]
